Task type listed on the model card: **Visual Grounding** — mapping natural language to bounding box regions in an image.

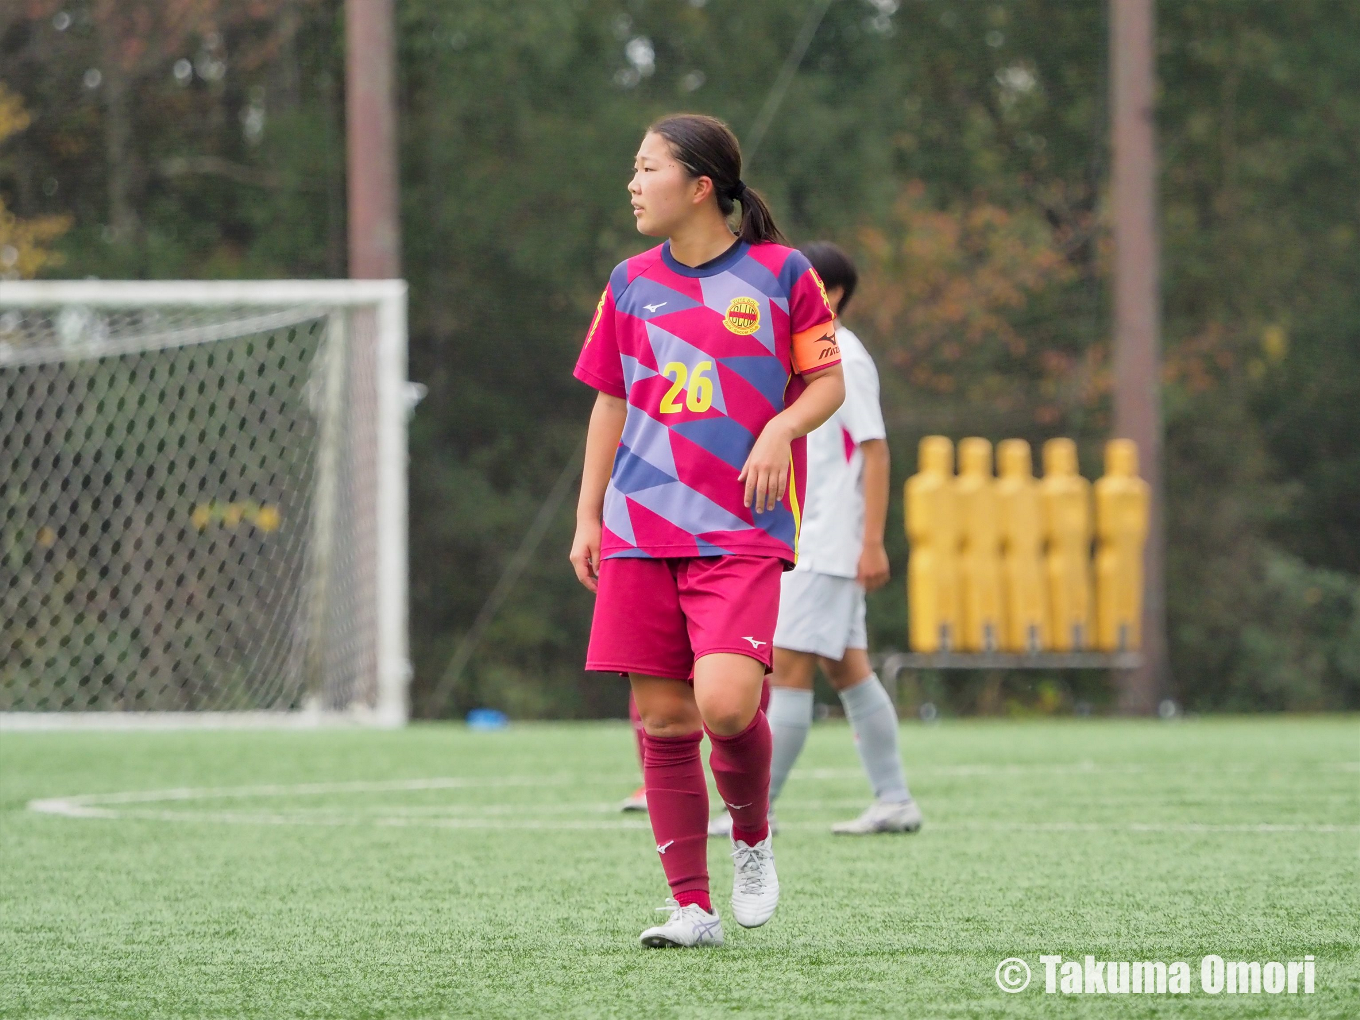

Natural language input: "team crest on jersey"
[723,296,761,335]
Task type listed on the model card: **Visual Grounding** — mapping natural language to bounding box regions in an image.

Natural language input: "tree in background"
[0,0,337,279]
[2,0,1355,715]
[856,180,1078,414]
[0,83,68,278]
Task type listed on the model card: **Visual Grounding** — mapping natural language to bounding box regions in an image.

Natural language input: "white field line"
[23,759,1360,812]
[24,763,1360,833]
[29,759,1359,813]
[32,773,593,807]
[800,760,1360,779]
[25,801,1358,835]
[36,807,654,830]
[916,821,1360,834]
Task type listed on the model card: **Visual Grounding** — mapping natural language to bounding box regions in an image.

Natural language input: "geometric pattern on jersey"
[575,239,837,564]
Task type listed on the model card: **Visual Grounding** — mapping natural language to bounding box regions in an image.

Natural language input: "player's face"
[629,132,710,238]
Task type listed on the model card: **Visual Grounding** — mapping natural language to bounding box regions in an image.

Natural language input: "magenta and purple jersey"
[574,239,839,565]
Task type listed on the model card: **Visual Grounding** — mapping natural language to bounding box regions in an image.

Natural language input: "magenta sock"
[705,710,772,844]
[675,889,713,913]
[642,730,710,901]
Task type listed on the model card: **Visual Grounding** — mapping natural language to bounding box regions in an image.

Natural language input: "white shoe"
[638,899,724,948]
[707,810,778,839]
[830,798,923,835]
[729,836,779,928]
[618,785,647,813]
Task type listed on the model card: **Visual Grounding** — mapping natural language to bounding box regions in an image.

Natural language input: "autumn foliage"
[0,83,69,279]
[855,180,1087,427]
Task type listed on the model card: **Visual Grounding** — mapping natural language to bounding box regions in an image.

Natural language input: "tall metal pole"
[346,0,401,279]
[344,0,407,720]
[1110,0,1167,714]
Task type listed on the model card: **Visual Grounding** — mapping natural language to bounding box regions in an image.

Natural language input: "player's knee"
[699,702,755,737]
[772,648,815,686]
[823,649,871,689]
[638,704,702,737]
[821,659,853,686]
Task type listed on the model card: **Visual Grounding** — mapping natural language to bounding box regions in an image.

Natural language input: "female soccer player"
[570,114,844,948]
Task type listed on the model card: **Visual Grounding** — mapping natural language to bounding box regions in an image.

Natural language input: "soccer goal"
[0,280,412,728]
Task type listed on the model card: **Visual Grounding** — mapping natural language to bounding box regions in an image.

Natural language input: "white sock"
[767,686,813,805]
[837,672,912,803]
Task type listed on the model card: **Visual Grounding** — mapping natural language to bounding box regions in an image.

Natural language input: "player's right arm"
[858,438,891,590]
[571,392,626,592]
[570,280,628,592]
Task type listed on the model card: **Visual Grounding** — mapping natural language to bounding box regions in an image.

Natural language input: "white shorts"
[773,570,867,661]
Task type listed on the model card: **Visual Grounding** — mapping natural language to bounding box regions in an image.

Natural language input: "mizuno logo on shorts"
[656,840,674,854]
[742,636,767,649]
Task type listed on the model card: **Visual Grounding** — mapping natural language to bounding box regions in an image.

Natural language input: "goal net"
[0,281,410,727]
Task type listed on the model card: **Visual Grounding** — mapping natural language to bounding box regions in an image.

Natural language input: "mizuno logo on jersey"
[742,636,767,649]
[643,301,667,313]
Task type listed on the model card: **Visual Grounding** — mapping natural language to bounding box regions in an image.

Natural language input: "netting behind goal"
[0,282,410,725]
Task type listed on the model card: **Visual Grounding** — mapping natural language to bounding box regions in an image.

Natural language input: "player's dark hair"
[800,241,859,315]
[649,113,787,246]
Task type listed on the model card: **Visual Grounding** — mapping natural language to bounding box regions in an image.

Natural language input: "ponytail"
[731,181,786,246]
[649,114,787,246]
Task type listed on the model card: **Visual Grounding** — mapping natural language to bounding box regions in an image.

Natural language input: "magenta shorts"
[586,555,784,681]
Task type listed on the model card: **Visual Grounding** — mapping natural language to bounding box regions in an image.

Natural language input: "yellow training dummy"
[906,436,959,652]
[996,439,1047,653]
[955,438,1003,652]
[1094,439,1149,651]
[1041,438,1093,651]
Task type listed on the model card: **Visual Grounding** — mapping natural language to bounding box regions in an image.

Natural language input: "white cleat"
[638,899,724,948]
[729,836,779,928]
[830,798,924,835]
[618,785,648,813]
[707,809,778,839]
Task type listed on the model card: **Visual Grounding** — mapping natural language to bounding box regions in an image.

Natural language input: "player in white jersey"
[710,242,922,837]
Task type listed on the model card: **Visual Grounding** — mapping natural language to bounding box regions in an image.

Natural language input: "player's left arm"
[858,438,891,591]
[739,261,845,513]
[738,359,843,513]
[839,347,891,590]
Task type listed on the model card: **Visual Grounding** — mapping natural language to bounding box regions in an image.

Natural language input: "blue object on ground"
[466,708,509,730]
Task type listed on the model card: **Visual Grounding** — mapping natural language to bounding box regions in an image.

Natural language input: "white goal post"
[0,280,412,728]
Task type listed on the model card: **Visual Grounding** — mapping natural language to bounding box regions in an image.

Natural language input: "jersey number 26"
[659,360,714,414]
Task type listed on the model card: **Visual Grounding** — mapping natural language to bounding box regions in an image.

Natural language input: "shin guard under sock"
[705,710,773,845]
[767,686,814,804]
[642,730,710,899]
[838,673,912,803]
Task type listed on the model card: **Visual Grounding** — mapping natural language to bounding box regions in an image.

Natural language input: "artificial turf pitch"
[1,716,1356,1019]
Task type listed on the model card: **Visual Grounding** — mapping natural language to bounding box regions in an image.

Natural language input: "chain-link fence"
[0,282,408,723]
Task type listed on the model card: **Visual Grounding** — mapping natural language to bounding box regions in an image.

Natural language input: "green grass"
[1,716,1357,1019]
